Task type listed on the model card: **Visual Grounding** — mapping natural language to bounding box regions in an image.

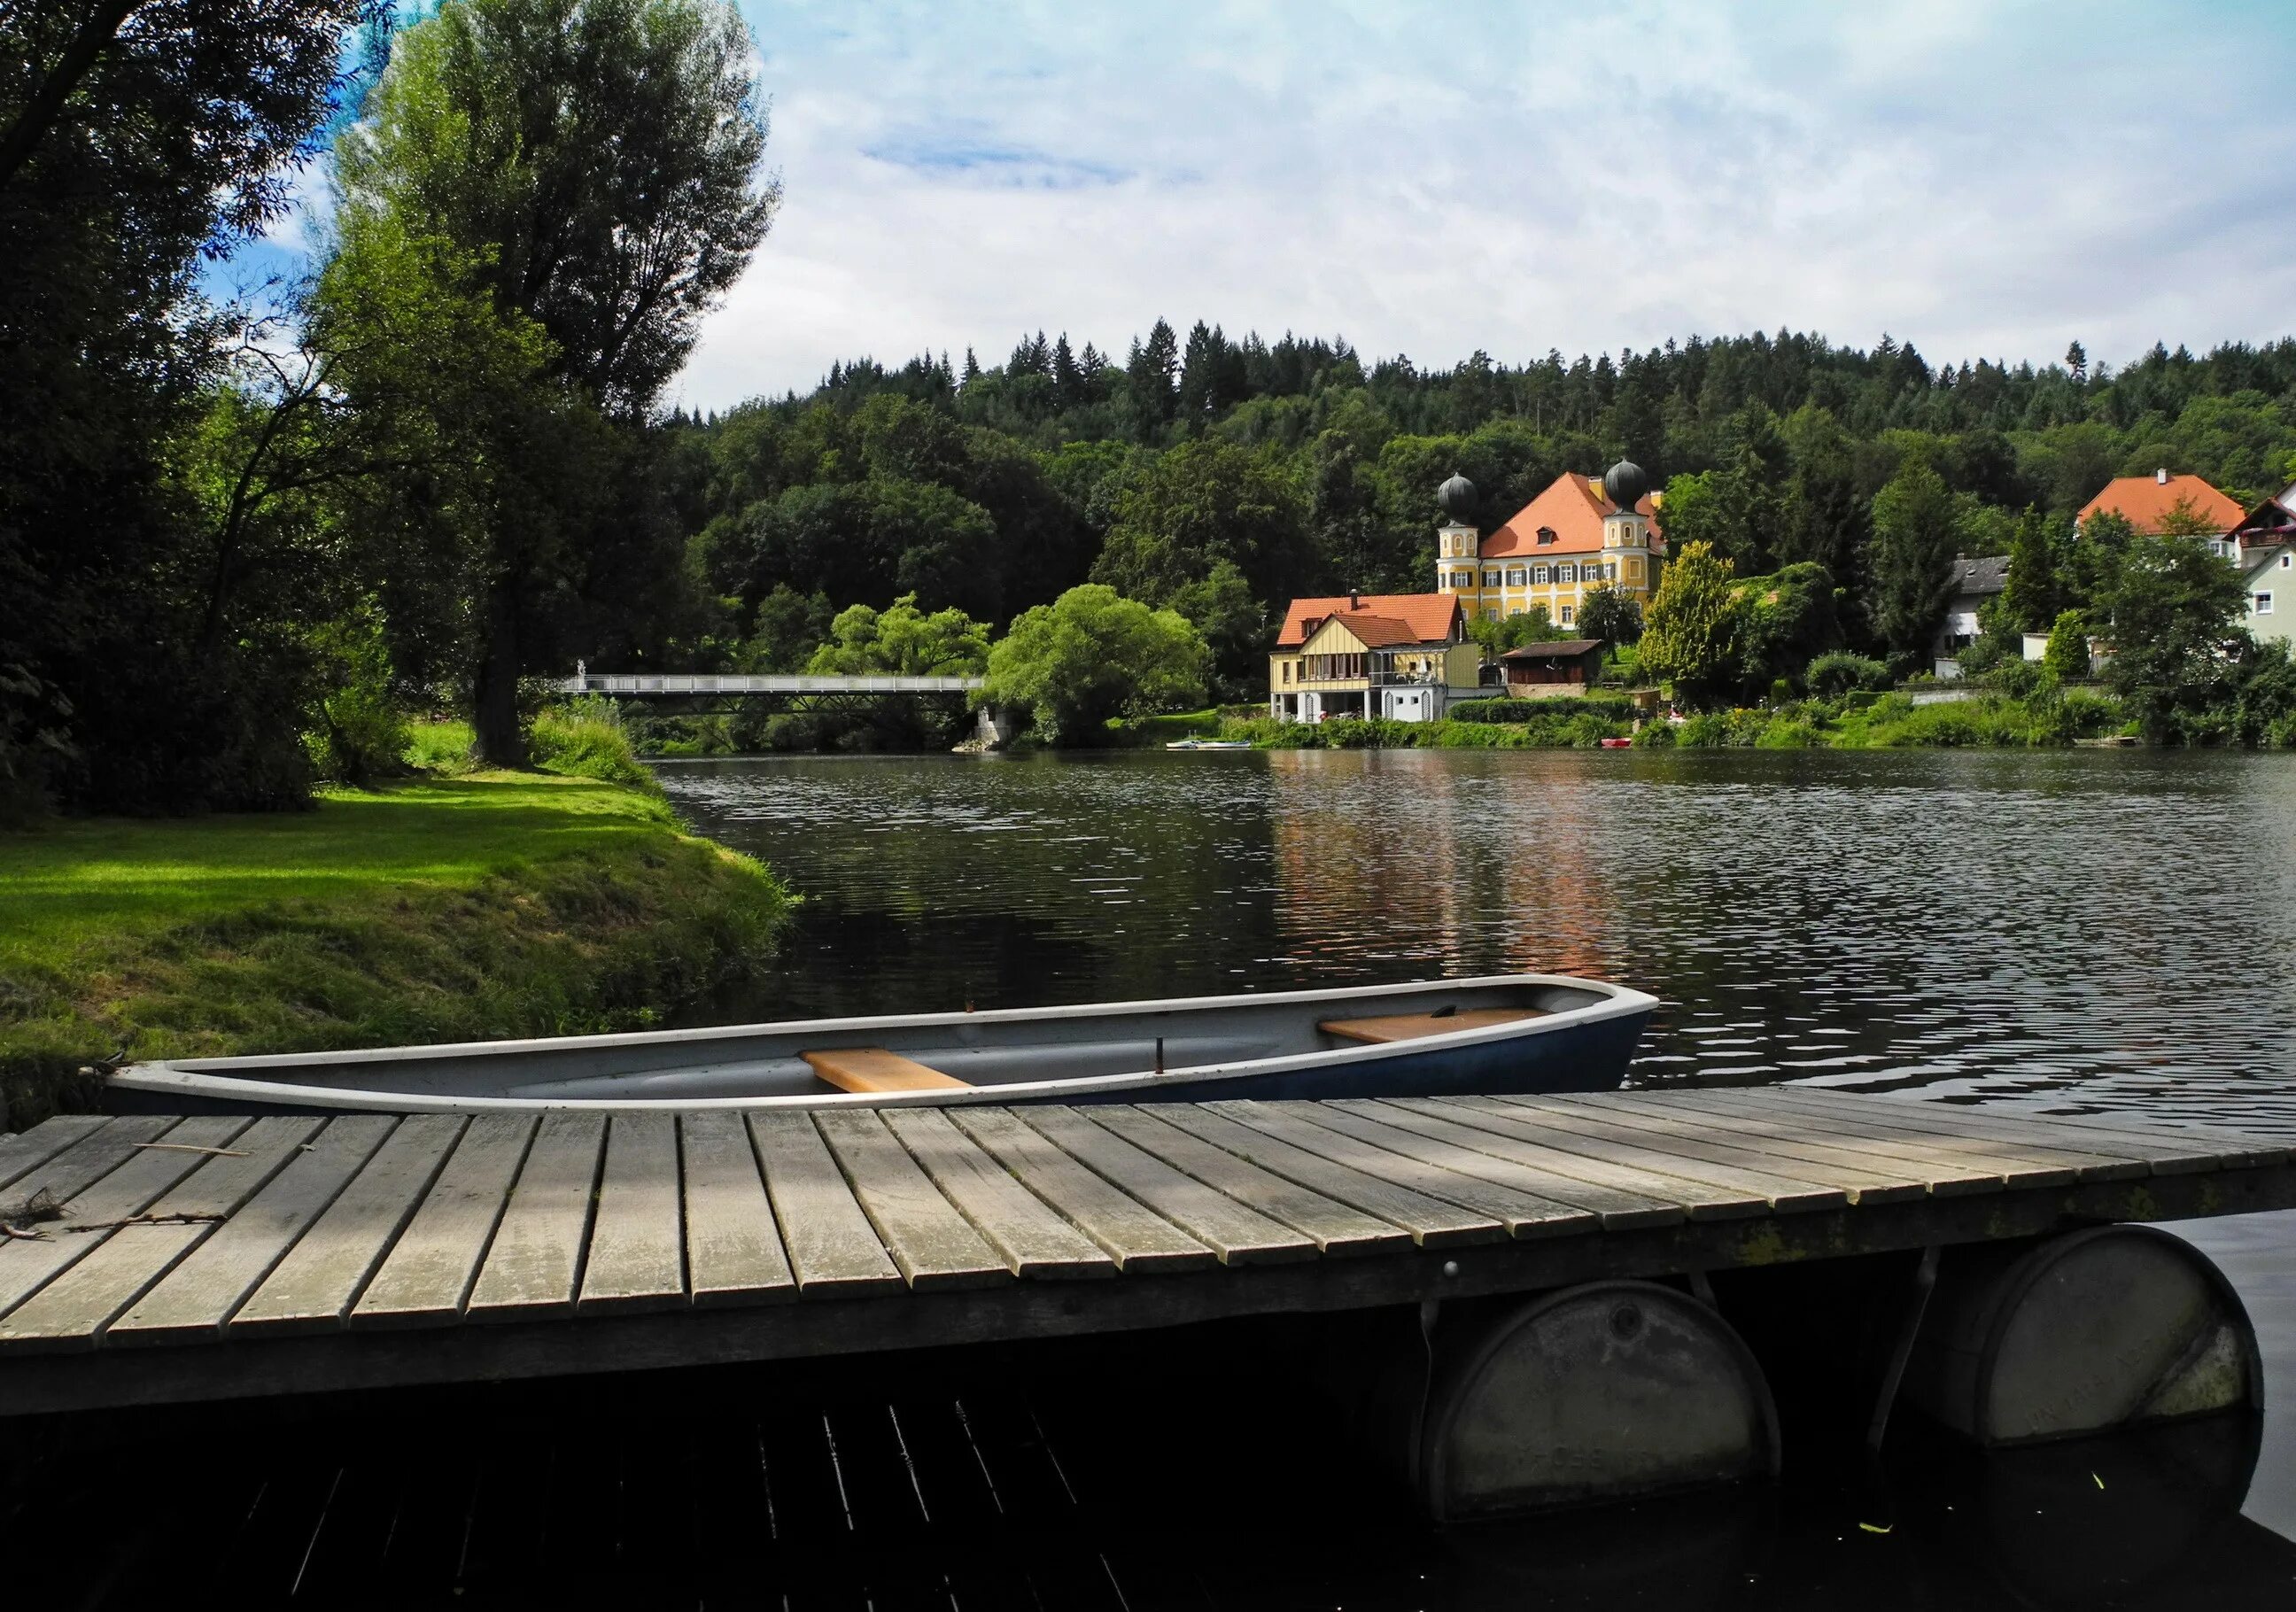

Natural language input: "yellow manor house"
[1433,461,1664,628]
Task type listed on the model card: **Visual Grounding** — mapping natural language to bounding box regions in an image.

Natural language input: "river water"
[665,748,2296,1135]
[649,747,2296,1605]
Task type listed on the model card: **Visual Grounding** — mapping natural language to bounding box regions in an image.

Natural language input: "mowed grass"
[0,773,792,1126]
[3,775,663,950]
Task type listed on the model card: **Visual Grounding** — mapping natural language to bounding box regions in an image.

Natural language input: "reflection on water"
[666,747,2296,1135]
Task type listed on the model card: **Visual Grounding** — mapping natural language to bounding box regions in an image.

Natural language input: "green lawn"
[0,774,791,1126]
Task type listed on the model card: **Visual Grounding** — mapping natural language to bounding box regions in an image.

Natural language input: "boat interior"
[137,980,1613,1104]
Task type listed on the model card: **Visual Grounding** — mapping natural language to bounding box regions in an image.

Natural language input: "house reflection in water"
[1263,749,1620,983]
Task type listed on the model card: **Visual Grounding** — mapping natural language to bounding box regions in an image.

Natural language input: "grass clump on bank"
[0,773,791,1127]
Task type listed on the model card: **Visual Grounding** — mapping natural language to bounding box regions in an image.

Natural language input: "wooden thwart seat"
[1317,1008,1545,1046]
[801,1048,971,1095]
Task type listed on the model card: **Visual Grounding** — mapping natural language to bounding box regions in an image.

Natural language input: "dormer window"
[1535,527,1556,546]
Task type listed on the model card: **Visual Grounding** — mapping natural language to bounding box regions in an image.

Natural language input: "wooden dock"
[0,1088,2291,1420]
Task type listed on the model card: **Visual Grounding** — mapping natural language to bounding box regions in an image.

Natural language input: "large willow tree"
[329,0,778,763]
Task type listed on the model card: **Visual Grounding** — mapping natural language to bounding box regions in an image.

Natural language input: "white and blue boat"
[106,973,1659,1115]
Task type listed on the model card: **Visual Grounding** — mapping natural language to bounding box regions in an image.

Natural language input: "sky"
[230,1,2296,413]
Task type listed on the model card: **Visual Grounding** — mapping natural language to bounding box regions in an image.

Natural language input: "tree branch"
[0,0,144,193]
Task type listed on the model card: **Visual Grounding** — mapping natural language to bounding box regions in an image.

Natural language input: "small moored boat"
[107,974,1658,1114]
[1165,737,1253,750]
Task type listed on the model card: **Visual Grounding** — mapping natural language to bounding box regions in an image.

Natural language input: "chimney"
[2156,468,2169,484]
[1349,590,1361,609]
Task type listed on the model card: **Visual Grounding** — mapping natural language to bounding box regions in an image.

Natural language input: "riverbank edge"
[0,773,795,1129]
[1210,687,2148,751]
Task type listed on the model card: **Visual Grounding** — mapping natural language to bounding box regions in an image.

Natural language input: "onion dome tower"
[1437,470,1478,521]
[1600,455,1653,569]
[1433,471,1478,593]
[1602,457,1648,512]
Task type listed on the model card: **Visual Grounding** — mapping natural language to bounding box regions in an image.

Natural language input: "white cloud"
[676,0,2296,409]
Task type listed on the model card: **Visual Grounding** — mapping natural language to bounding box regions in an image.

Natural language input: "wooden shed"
[1500,639,1606,693]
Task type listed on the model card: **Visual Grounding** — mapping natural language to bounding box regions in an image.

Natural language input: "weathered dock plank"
[1536,1095,1934,1205]
[107,1115,397,1345]
[353,1114,537,1329]
[0,1117,256,1320]
[0,1117,323,1352]
[0,1114,112,1192]
[1714,1088,2160,1180]
[1330,1101,1696,1228]
[578,1113,686,1314]
[1018,1106,1316,1266]
[0,1089,2288,1419]
[1641,1090,2080,1190]
[749,1113,903,1297]
[231,1115,467,1335]
[881,1108,1113,1280]
[1208,1101,1601,1238]
[1089,1105,1414,1257]
[1156,1104,1503,1250]
[1469,1097,1864,1212]
[466,1112,607,1321]
[814,1111,1010,1292]
[679,1111,795,1307]
[945,1108,1215,1273]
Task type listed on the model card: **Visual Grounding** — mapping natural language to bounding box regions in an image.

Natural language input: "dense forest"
[675,323,2296,698]
[7,0,2296,820]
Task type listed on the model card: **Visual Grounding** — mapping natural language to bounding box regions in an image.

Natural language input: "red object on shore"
[1599,737,1633,748]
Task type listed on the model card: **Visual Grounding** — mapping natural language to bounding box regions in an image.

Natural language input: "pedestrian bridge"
[564,672,983,697]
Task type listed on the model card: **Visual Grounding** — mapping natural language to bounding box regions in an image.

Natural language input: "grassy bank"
[1214,687,2136,751]
[0,773,792,1127]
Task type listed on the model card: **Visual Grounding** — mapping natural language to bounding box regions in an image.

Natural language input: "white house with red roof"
[2076,469,2246,559]
[1267,593,1480,722]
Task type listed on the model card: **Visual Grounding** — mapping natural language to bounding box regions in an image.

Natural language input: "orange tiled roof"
[2077,473,2243,535]
[1319,615,1423,648]
[1482,473,1664,559]
[1277,593,1462,648]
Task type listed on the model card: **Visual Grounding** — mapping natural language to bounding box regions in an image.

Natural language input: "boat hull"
[105,974,1660,1116]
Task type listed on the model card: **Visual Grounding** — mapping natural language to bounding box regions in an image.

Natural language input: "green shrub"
[2042,610,2090,682]
[529,697,661,792]
[1448,694,1639,724]
[404,719,477,775]
[304,614,409,786]
[1755,718,1825,748]
[1806,652,1893,698]
[1982,658,2051,700]
[1631,721,1676,748]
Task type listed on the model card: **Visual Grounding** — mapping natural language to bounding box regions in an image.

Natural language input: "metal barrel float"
[1393,1281,1780,1519]
[1901,1225,2261,1445]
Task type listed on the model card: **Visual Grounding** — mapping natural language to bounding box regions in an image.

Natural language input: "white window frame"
[1532,565,1549,585]
[1559,605,1575,624]
[2258,592,2275,616]
[1557,563,1576,584]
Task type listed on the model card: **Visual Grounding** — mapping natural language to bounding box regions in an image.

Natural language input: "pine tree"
[2065,341,2088,384]
[1999,508,2064,630]
[1127,319,1179,435]
[1869,462,1960,660]
[1177,320,1226,429]
[961,346,981,386]
[1051,332,1081,407]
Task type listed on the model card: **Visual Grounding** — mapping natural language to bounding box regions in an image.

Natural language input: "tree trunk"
[471,583,526,767]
